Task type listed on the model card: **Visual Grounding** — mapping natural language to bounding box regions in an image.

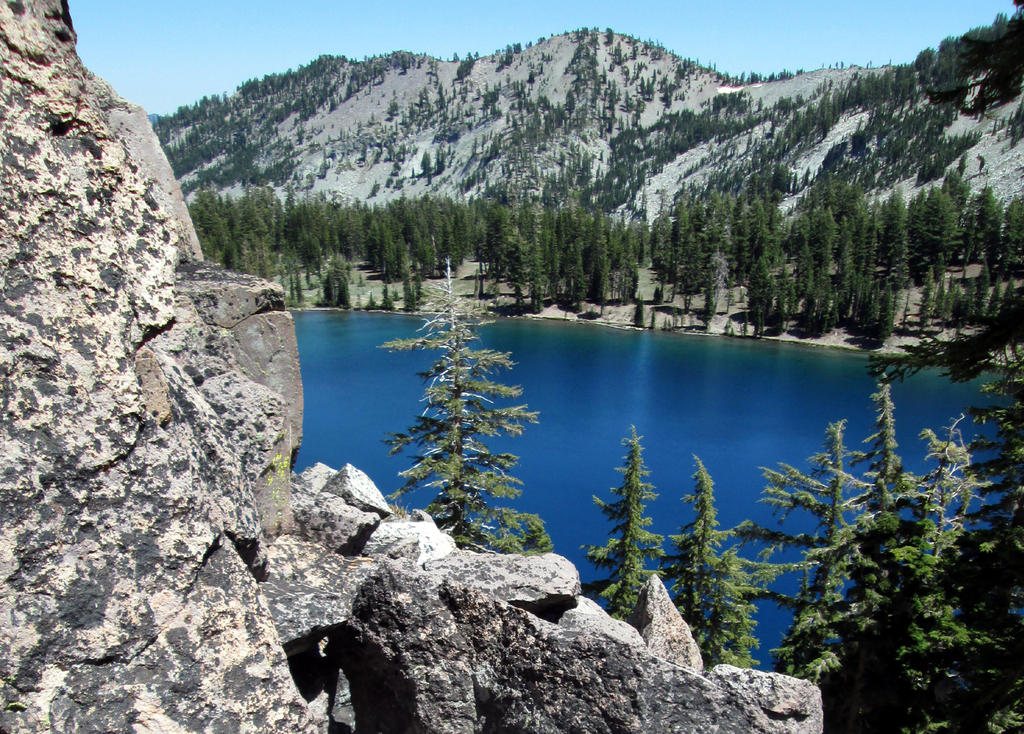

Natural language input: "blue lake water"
[293,309,986,666]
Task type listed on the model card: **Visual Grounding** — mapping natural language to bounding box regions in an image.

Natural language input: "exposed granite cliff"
[0,3,823,732]
[1,2,308,730]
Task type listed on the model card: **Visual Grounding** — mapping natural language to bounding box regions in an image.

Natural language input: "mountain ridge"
[155,23,1024,219]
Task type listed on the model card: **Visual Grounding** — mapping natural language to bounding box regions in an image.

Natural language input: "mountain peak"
[154,21,1024,216]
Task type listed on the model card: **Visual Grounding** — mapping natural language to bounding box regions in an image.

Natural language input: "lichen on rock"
[0,3,311,730]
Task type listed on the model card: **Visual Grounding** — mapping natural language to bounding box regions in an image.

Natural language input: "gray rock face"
[630,574,705,671]
[261,546,820,734]
[708,665,825,734]
[291,466,380,555]
[558,596,645,647]
[322,463,392,517]
[0,4,312,731]
[177,261,304,456]
[262,536,377,655]
[362,517,457,565]
[100,83,203,263]
[329,563,822,734]
[425,550,581,619]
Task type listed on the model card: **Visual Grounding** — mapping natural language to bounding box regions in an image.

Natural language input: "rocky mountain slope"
[1,3,822,732]
[154,24,1024,218]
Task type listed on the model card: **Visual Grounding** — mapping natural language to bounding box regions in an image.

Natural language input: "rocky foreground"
[0,3,822,732]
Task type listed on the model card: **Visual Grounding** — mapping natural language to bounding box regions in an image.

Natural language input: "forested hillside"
[189,173,1023,343]
[155,20,1024,220]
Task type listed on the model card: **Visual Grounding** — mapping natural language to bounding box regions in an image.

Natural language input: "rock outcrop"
[557,596,646,647]
[362,515,457,565]
[262,492,822,734]
[631,574,705,671]
[325,563,823,734]
[291,461,380,554]
[0,3,823,733]
[1,3,311,730]
[322,463,393,518]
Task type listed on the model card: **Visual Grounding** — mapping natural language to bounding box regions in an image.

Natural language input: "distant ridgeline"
[156,19,1021,215]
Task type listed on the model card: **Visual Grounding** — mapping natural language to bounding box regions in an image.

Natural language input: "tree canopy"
[383,262,550,553]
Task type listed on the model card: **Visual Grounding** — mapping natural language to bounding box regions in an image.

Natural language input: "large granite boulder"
[362,516,457,565]
[630,573,705,671]
[0,4,312,731]
[329,563,822,734]
[425,550,581,619]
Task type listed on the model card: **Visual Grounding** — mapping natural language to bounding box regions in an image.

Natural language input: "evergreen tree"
[402,272,418,312]
[877,17,1024,725]
[383,262,549,553]
[662,457,760,667]
[874,295,1024,731]
[633,296,645,328]
[584,426,664,618]
[737,420,858,681]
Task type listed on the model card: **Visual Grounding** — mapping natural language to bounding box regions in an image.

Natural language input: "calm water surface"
[293,310,985,664]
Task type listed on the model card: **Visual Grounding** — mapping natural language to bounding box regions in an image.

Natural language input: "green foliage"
[583,427,664,618]
[192,180,1023,345]
[739,384,987,733]
[737,420,859,683]
[661,457,762,668]
[928,5,1024,116]
[871,288,1024,731]
[383,263,549,553]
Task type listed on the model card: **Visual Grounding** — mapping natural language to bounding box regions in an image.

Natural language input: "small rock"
[629,574,704,671]
[559,596,645,647]
[708,665,824,734]
[291,482,379,556]
[424,550,580,619]
[322,463,392,518]
[329,669,357,734]
[362,519,456,565]
[296,463,337,496]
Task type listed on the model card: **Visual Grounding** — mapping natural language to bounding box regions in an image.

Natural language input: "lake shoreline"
[292,303,941,357]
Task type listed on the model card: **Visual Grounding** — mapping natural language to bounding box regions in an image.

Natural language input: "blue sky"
[72,0,1016,115]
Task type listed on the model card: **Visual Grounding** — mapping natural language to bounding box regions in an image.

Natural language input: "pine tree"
[402,272,417,312]
[383,261,549,553]
[633,294,645,328]
[662,457,761,667]
[878,20,1024,726]
[736,420,858,681]
[584,426,664,619]
[823,384,912,733]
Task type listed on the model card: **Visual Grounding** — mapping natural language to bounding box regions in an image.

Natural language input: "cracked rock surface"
[0,3,310,731]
